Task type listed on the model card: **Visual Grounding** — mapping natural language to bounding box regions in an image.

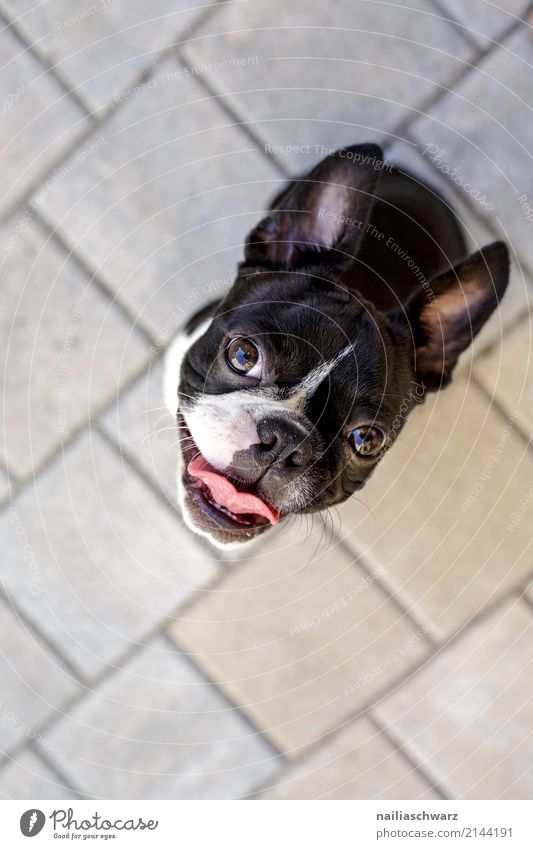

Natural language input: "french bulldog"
[164,143,509,548]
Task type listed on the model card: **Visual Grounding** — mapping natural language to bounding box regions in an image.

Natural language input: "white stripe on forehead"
[165,314,356,415]
[178,340,356,419]
[287,342,355,408]
[188,340,355,413]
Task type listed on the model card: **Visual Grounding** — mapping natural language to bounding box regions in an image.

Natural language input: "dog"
[164,143,509,548]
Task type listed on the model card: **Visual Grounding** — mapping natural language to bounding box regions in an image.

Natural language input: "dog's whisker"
[349,495,376,525]
[152,411,175,428]
[139,405,170,416]
[139,427,180,448]
[302,513,313,547]
[137,409,176,431]
[325,509,336,552]
[311,517,328,562]
[321,513,333,558]
[139,424,192,448]
[166,438,195,453]
[321,509,331,554]
[329,505,342,540]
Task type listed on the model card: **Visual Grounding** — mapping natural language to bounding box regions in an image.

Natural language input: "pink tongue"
[187,455,280,524]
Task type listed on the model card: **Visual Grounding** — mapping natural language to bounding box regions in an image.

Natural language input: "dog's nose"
[255,417,313,468]
[250,416,312,470]
[230,415,313,483]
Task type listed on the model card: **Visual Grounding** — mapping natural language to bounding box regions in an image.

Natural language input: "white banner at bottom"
[1,799,532,848]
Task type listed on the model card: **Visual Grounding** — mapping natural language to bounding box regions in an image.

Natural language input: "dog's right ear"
[243,144,384,270]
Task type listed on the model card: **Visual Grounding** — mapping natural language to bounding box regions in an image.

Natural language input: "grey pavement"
[0,0,532,799]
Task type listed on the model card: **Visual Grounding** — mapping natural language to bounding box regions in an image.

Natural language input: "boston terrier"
[164,143,509,548]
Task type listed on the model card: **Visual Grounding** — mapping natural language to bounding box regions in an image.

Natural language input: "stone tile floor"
[0,0,532,800]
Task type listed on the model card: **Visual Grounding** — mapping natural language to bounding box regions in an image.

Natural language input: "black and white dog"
[164,144,508,548]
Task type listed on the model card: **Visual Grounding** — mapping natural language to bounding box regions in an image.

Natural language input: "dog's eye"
[226,337,262,377]
[348,425,386,457]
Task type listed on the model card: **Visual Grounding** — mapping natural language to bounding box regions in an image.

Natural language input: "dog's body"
[165,144,508,548]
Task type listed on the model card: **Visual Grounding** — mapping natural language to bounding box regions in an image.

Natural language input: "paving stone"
[33,59,280,342]
[385,139,532,363]
[0,27,86,214]
[260,717,436,799]
[100,359,178,505]
[0,430,218,679]
[169,526,431,757]
[411,27,533,278]
[0,470,10,505]
[474,315,533,439]
[0,600,79,753]
[338,378,533,640]
[374,599,533,798]
[0,0,208,113]
[181,0,474,172]
[437,0,529,47]
[0,216,149,482]
[0,749,77,799]
[44,636,281,799]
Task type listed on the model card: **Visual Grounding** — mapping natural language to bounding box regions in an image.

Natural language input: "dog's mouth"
[178,417,281,544]
[187,455,280,526]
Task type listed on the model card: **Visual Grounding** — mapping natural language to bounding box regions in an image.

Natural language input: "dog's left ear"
[244,143,384,269]
[403,241,509,391]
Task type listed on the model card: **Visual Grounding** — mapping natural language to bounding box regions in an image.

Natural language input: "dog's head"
[172,144,509,547]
